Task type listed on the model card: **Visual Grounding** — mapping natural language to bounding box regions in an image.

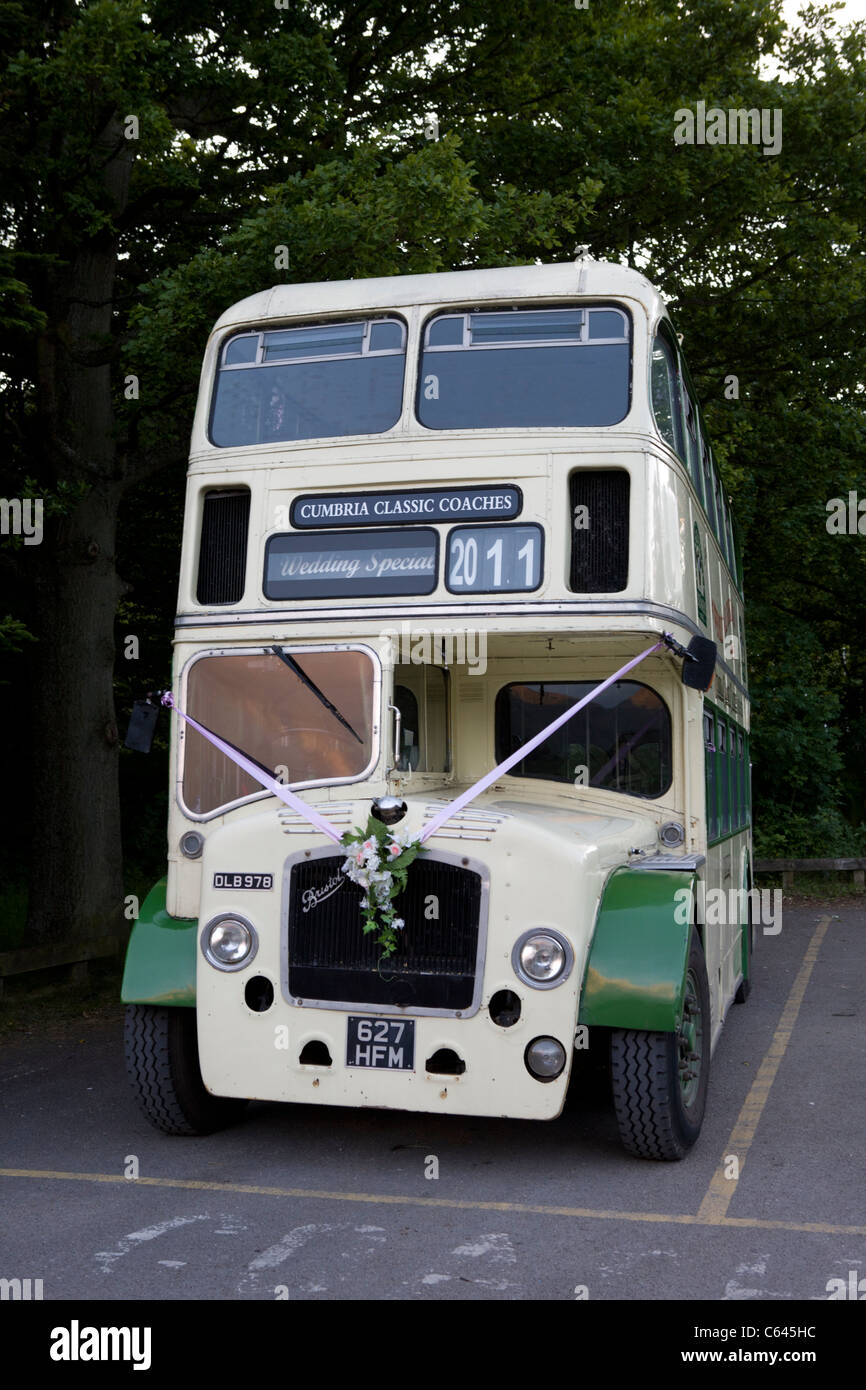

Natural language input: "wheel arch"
[121,878,197,1007]
[578,867,697,1033]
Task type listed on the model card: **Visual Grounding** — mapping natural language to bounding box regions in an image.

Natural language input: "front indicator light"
[201,914,258,971]
[512,929,573,988]
[525,1036,567,1082]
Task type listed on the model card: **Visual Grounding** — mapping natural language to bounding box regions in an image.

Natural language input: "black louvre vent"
[287,855,482,1010]
[197,489,250,604]
[569,469,630,593]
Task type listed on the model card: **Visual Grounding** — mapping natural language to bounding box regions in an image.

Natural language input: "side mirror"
[124,698,160,753]
[681,636,717,691]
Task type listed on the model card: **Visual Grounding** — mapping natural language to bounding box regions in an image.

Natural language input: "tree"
[1,0,864,946]
[0,0,588,943]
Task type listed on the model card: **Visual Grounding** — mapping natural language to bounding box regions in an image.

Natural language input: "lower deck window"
[719,720,730,834]
[393,666,450,772]
[182,647,375,815]
[495,680,672,798]
[704,712,718,840]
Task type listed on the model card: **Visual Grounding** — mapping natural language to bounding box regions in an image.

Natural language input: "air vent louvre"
[197,489,250,605]
[569,470,630,593]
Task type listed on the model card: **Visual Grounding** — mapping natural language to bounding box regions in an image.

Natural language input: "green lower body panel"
[121,878,196,1007]
[578,868,696,1032]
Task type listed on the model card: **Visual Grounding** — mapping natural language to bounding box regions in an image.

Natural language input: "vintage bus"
[122,260,752,1161]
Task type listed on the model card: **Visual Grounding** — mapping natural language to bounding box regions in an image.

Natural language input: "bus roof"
[211,260,666,334]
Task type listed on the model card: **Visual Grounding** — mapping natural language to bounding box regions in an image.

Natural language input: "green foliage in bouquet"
[340,816,426,958]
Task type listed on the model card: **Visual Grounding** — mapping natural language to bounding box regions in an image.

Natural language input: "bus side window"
[650,335,683,456]
[394,667,450,773]
[702,441,717,536]
[714,472,729,564]
[423,665,450,773]
[718,718,730,835]
[725,505,736,580]
[393,684,420,770]
[704,712,718,842]
[683,390,703,503]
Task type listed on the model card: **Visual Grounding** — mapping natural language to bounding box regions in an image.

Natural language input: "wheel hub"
[677,970,703,1106]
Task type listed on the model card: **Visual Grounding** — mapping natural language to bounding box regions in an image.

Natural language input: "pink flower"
[387,842,401,858]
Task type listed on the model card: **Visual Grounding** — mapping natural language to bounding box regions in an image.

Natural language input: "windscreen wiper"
[269,645,363,745]
[191,714,280,783]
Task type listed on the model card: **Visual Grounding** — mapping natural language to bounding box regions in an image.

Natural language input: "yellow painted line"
[1,1166,864,1236]
[696,915,831,1225]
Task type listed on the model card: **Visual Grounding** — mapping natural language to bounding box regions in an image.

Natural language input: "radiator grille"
[569,469,630,593]
[287,854,482,1011]
[197,489,250,605]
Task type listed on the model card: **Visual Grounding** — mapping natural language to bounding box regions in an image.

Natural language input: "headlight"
[201,914,258,971]
[511,929,573,989]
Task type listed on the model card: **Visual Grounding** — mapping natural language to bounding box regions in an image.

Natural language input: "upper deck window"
[683,388,705,505]
[701,440,717,535]
[650,334,683,456]
[417,305,630,429]
[210,317,406,446]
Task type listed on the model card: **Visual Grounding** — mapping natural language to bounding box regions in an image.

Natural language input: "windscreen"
[181,648,376,814]
[418,305,630,429]
[495,679,671,798]
[210,318,405,446]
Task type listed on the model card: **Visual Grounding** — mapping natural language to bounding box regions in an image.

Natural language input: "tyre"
[609,929,710,1160]
[124,1004,248,1136]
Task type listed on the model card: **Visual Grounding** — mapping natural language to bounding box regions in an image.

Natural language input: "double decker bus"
[122,260,752,1160]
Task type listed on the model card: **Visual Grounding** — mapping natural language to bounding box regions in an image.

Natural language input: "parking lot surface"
[1,902,864,1302]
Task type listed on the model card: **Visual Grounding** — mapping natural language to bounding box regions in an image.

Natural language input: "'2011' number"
[449,534,536,588]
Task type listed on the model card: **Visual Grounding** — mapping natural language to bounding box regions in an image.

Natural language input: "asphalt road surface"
[1,901,864,1303]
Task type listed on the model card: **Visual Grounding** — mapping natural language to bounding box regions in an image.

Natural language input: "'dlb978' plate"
[346,1017,415,1070]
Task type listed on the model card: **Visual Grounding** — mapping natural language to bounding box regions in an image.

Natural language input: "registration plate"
[346,1017,415,1071]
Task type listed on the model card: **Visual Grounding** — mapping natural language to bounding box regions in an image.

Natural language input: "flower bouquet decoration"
[339,815,426,958]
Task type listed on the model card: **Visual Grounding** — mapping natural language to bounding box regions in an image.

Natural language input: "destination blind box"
[290,485,522,529]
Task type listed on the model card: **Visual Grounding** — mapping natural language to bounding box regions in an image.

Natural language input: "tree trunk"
[25,114,133,945]
[26,485,127,944]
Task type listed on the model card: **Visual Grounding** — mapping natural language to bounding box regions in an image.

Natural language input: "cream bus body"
[123,261,752,1159]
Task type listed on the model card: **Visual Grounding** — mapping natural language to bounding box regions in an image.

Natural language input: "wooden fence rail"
[0,934,125,997]
[3,860,863,994]
[755,858,866,890]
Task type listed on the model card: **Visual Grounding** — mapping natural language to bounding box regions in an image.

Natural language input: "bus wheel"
[124,1004,249,1136]
[609,931,710,1161]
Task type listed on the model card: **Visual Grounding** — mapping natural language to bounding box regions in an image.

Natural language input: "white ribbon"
[161,692,342,843]
[162,639,663,846]
[419,640,664,841]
